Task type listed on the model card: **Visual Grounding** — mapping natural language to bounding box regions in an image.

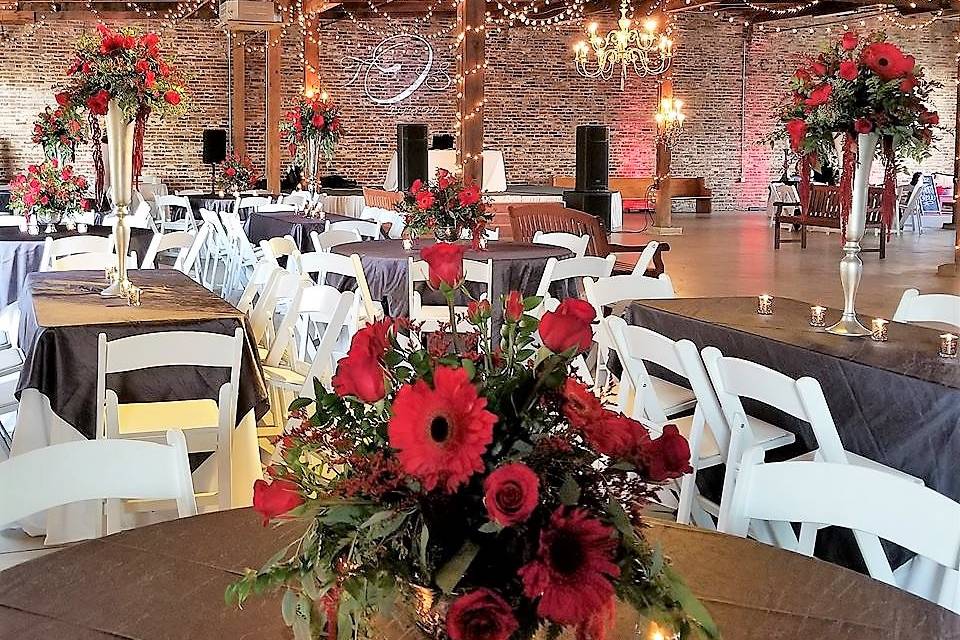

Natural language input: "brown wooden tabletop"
[0,508,956,639]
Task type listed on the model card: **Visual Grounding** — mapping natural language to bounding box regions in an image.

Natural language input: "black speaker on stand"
[202,129,227,193]
[397,124,428,192]
[564,125,613,229]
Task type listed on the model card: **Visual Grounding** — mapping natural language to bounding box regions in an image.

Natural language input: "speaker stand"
[209,164,216,194]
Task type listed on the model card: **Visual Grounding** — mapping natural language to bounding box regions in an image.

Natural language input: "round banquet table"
[331,239,575,321]
[244,210,355,253]
[0,508,956,640]
[185,193,282,217]
[0,226,154,307]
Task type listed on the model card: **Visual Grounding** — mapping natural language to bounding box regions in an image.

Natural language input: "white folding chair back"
[719,459,960,613]
[95,329,244,511]
[141,230,195,269]
[326,219,381,240]
[250,269,305,348]
[409,257,493,332]
[535,255,615,312]
[198,208,230,292]
[310,228,361,252]
[154,195,197,233]
[237,196,271,214]
[0,216,26,231]
[583,273,675,318]
[41,235,114,271]
[0,431,197,534]
[299,251,378,326]
[533,230,590,258]
[631,240,661,276]
[237,261,281,316]
[260,235,302,274]
[52,251,137,272]
[899,180,925,235]
[101,201,157,232]
[282,193,309,208]
[177,223,211,281]
[892,288,960,331]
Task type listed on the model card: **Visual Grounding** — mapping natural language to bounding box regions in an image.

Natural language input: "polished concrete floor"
[613,212,959,319]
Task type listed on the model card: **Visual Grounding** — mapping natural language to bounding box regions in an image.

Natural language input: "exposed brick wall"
[0,15,955,209]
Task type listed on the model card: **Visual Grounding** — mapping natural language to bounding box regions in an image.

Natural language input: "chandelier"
[573,1,674,90]
[654,96,685,148]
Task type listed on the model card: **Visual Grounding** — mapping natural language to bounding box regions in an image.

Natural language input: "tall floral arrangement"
[227,246,718,640]
[32,99,87,163]
[8,159,90,225]
[397,169,492,242]
[56,24,188,201]
[771,31,940,230]
[281,94,343,163]
[217,153,258,194]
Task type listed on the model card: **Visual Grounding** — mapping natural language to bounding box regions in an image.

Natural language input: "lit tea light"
[478,236,488,250]
[871,318,888,342]
[809,305,826,327]
[757,294,773,315]
[940,333,958,358]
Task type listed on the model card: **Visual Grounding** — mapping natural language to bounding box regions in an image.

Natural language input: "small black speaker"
[397,124,428,191]
[431,134,455,150]
[563,190,613,231]
[575,125,609,192]
[202,129,227,165]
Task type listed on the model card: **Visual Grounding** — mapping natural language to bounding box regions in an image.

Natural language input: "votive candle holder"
[940,333,958,358]
[809,305,826,327]
[870,318,888,342]
[757,294,773,315]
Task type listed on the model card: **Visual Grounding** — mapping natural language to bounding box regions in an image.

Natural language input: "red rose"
[786,118,807,152]
[811,61,827,76]
[23,193,35,207]
[410,178,424,194]
[54,91,71,106]
[164,90,181,105]
[920,110,939,126]
[225,167,236,177]
[252,478,304,526]
[416,190,435,210]
[86,89,110,116]
[420,243,466,289]
[459,183,481,207]
[538,298,596,354]
[900,75,918,92]
[484,462,539,526]
[144,70,156,88]
[61,167,72,180]
[503,290,523,323]
[135,59,150,73]
[467,299,491,325]
[803,83,833,107]
[860,42,915,81]
[311,113,325,128]
[81,61,91,75]
[141,32,159,49]
[838,60,858,81]
[841,30,858,51]
[437,168,453,189]
[332,352,386,403]
[158,61,171,77]
[446,589,518,640]
[330,117,341,132]
[347,318,393,362]
[854,118,873,134]
[634,424,692,482]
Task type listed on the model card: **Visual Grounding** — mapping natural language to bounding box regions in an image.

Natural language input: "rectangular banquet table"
[244,210,354,253]
[10,270,269,544]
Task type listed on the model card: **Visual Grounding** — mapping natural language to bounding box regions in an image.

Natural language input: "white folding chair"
[310,228,361,252]
[257,203,298,214]
[898,180,924,235]
[892,288,960,331]
[326,219,381,240]
[155,195,198,233]
[535,255,615,316]
[631,240,662,276]
[362,206,406,239]
[0,216,26,231]
[96,329,244,512]
[767,183,800,227]
[177,223,212,282]
[52,251,138,272]
[198,208,231,293]
[719,459,960,614]
[250,269,307,354]
[0,431,197,538]
[140,230,195,269]
[236,196,271,215]
[300,251,381,327]
[236,261,282,317]
[260,235,302,274]
[409,257,492,332]
[101,201,158,232]
[282,193,310,208]
[533,230,590,258]
[41,235,114,271]
[220,210,260,299]
[460,226,500,241]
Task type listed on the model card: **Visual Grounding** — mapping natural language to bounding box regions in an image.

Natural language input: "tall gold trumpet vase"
[101,100,139,302]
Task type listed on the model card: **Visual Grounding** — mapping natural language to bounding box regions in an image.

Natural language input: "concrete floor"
[613,212,959,319]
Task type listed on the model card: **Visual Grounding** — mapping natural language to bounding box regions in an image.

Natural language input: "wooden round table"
[0,508,955,639]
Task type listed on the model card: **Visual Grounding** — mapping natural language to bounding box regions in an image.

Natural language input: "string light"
[742,0,819,16]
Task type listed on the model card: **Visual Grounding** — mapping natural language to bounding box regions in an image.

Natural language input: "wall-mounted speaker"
[397,124,428,192]
[574,125,609,192]
[202,129,228,165]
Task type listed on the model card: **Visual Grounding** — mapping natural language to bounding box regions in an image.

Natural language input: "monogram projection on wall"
[343,34,452,105]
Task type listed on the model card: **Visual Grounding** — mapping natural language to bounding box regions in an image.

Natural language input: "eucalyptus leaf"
[558,474,581,506]
[419,522,430,573]
[478,521,502,534]
[435,540,480,594]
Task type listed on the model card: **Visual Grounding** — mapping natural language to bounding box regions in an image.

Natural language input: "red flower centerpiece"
[216,153,258,194]
[397,169,493,246]
[31,102,87,164]
[227,250,716,640]
[8,159,90,229]
[280,90,343,192]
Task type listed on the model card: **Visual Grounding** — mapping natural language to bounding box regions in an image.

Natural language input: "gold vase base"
[826,315,871,337]
[101,274,142,306]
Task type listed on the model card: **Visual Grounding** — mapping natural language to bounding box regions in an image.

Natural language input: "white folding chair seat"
[892,288,960,331]
[408,257,493,332]
[326,219,381,240]
[533,230,590,258]
[310,229,362,252]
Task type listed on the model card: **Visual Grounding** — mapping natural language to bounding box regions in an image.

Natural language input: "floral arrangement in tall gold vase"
[281,91,343,193]
[57,24,187,301]
[772,31,939,335]
[227,247,719,640]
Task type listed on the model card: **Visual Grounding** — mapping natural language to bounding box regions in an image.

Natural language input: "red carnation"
[86,89,110,116]
[54,92,71,106]
[519,507,620,625]
[503,290,523,323]
[900,75,918,92]
[854,118,873,134]
[484,462,539,526]
[804,83,833,107]
[839,60,858,81]
[634,424,692,482]
[538,298,596,354]
[225,167,236,177]
[164,90,181,106]
[252,478,304,526]
[560,378,604,429]
[387,366,497,492]
[332,352,386,403]
[141,32,159,49]
[786,118,807,152]
[144,70,156,88]
[420,243,465,289]
[811,61,827,76]
[446,589,518,640]
[861,42,915,81]
[841,30,858,51]
[459,183,481,207]
[410,178,424,194]
[920,110,939,126]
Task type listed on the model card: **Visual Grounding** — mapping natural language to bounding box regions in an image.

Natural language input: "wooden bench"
[363,188,404,209]
[774,184,887,259]
[551,176,713,215]
[508,203,669,276]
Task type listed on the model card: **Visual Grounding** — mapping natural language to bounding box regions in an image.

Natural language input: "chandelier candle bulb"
[810,305,826,327]
[940,333,958,358]
[871,318,889,342]
[757,294,773,315]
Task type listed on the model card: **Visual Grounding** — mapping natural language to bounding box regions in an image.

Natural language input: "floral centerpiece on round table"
[281,92,343,190]
[397,169,493,244]
[217,153,258,194]
[227,245,719,640]
[772,30,940,229]
[8,159,90,228]
[32,98,87,164]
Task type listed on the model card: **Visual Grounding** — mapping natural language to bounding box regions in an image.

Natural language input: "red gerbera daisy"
[388,366,497,492]
[518,507,621,625]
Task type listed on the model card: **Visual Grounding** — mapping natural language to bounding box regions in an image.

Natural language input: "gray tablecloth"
[244,211,353,253]
[0,226,154,308]
[16,270,269,437]
[331,240,576,322]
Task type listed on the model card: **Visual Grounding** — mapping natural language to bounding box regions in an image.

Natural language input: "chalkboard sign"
[919,175,941,214]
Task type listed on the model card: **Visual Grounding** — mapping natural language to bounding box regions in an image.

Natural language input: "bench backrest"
[807,185,884,224]
[363,188,404,209]
[551,176,710,199]
[508,204,610,256]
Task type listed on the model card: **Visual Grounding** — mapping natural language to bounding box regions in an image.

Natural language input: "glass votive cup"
[871,318,888,342]
[809,305,826,327]
[478,237,488,250]
[402,238,413,251]
[757,294,773,315]
[940,333,958,358]
[77,223,88,234]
